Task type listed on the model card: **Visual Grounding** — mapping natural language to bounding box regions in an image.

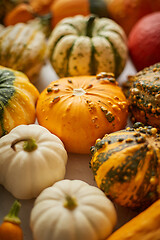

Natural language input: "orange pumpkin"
[105,0,160,35]
[4,0,108,29]
[36,73,128,154]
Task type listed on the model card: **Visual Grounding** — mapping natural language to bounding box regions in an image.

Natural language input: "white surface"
[0,59,139,240]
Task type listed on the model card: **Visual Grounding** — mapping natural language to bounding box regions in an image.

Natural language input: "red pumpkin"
[128,12,160,71]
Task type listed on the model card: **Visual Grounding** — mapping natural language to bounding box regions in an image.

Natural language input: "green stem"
[23,138,38,152]
[86,15,96,37]
[4,200,21,225]
[63,195,77,210]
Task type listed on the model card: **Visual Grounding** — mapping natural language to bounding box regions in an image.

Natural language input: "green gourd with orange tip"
[0,200,23,240]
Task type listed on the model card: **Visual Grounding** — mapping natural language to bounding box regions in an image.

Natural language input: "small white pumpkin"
[0,124,68,199]
[30,179,117,240]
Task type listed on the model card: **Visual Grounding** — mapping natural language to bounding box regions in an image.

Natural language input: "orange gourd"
[36,72,128,154]
[4,0,108,29]
[105,0,160,35]
[50,0,90,28]
[4,3,34,26]
[0,201,23,240]
[106,199,160,240]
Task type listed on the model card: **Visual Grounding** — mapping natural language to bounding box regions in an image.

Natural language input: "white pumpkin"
[30,179,117,240]
[0,124,68,199]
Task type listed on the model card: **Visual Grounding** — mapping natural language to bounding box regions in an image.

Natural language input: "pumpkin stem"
[86,15,96,37]
[23,138,38,152]
[63,195,77,210]
[73,87,86,96]
[4,200,21,225]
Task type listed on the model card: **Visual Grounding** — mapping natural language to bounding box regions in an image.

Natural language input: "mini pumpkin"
[30,179,117,240]
[90,122,160,209]
[0,65,39,137]
[123,63,160,130]
[36,72,128,154]
[47,14,128,78]
[0,124,68,199]
[0,23,47,82]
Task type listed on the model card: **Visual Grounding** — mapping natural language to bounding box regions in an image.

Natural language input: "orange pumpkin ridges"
[0,201,23,240]
[36,73,128,154]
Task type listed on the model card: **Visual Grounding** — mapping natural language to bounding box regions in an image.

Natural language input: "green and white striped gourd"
[48,15,128,78]
[0,23,47,82]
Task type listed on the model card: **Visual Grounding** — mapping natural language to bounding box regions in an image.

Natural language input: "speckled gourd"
[48,15,128,78]
[36,72,128,154]
[90,122,160,209]
[123,63,160,130]
[0,23,47,82]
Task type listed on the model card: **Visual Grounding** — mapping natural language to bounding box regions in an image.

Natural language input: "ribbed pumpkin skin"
[90,123,160,209]
[48,15,127,78]
[0,23,47,82]
[36,72,128,154]
[0,66,39,137]
[123,63,160,130]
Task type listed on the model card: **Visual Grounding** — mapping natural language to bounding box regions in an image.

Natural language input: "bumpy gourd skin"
[36,72,128,154]
[123,63,160,130]
[0,66,39,137]
[90,123,160,209]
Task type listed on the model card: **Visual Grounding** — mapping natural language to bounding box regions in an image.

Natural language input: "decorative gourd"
[0,23,47,82]
[123,63,160,130]
[0,0,24,23]
[30,179,117,240]
[0,124,68,199]
[0,66,39,137]
[0,200,23,240]
[50,0,108,28]
[47,15,128,78]
[106,199,160,240]
[90,122,160,209]
[36,72,128,154]
[128,13,160,71]
[4,0,108,28]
